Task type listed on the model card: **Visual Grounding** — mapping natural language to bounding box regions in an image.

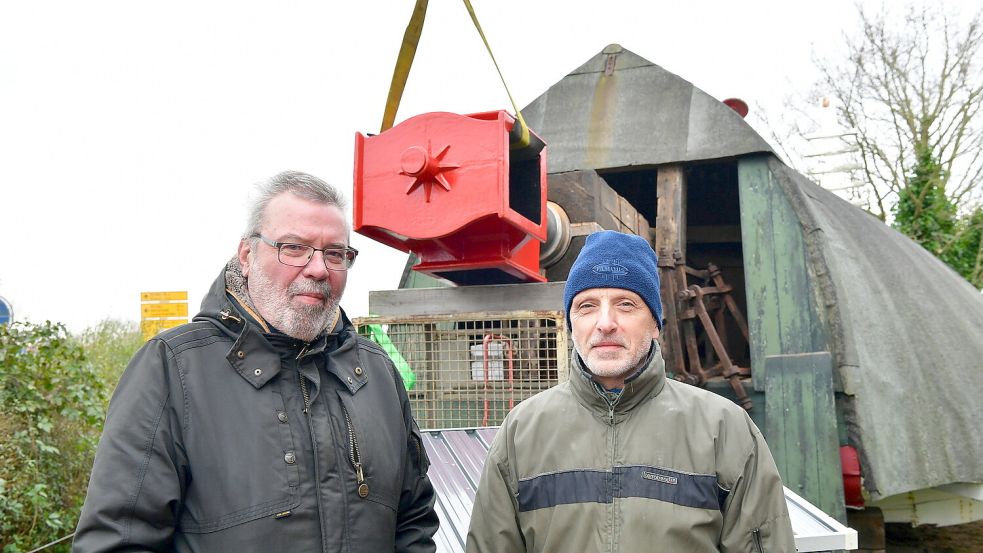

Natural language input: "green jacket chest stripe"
[517,466,726,512]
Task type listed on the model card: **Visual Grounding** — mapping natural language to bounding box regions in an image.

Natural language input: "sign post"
[0,296,12,326]
[140,291,188,340]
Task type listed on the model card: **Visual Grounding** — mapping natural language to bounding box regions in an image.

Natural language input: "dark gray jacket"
[74,265,438,552]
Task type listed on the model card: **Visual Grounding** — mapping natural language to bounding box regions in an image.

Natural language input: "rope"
[460,0,530,149]
[381,0,429,133]
[26,532,74,553]
[380,0,531,148]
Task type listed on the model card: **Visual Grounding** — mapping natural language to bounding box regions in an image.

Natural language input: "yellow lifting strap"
[380,0,532,150]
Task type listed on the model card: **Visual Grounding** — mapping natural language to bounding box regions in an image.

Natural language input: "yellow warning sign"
[140,290,189,341]
[141,302,189,319]
[141,319,185,340]
[140,291,188,302]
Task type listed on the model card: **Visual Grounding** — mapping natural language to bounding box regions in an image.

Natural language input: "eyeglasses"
[254,235,358,271]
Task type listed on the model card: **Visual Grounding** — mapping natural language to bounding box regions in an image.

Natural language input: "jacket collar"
[195,258,349,390]
[570,341,667,422]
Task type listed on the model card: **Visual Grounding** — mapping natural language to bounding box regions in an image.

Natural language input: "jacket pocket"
[178,387,301,533]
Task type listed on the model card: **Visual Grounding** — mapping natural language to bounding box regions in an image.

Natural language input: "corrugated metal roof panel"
[423,427,857,552]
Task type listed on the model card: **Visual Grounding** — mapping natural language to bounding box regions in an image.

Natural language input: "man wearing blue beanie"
[562,230,664,390]
[468,230,795,553]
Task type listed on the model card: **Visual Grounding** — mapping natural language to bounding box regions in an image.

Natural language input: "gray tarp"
[771,159,983,499]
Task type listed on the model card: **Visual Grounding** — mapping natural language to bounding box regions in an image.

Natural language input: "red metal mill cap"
[354,110,547,285]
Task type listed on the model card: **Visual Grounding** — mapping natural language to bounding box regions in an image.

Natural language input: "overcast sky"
[1,0,874,333]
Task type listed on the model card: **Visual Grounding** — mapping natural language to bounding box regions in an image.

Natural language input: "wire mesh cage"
[355,311,569,430]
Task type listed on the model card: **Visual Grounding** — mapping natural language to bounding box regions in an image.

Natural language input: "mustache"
[288,279,332,298]
[588,335,627,348]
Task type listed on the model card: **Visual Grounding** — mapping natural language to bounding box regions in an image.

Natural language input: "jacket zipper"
[296,345,329,552]
[610,395,618,553]
[342,405,368,497]
[597,385,621,553]
[751,527,764,553]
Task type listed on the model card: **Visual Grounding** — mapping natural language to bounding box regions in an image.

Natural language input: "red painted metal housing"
[354,111,547,285]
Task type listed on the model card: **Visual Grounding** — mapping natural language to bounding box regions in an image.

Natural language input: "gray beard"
[246,262,339,342]
[574,337,652,382]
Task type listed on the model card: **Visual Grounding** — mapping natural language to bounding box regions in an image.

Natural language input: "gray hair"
[243,170,349,239]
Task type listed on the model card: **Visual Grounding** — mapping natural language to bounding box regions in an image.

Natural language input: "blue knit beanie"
[563,231,663,329]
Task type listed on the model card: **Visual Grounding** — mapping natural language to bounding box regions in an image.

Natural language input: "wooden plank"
[738,157,827,389]
[547,171,612,228]
[740,157,844,521]
[369,282,565,317]
[545,170,650,281]
[658,265,685,376]
[656,164,686,374]
[738,157,782,390]
[768,172,824,355]
[617,195,635,233]
[655,165,685,257]
[766,352,845,523]
[679,168,687,250]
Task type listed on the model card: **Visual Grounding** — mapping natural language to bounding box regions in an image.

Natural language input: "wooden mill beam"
[655,164,686,376]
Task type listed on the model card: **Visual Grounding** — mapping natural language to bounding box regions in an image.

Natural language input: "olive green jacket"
[466,343,795,553]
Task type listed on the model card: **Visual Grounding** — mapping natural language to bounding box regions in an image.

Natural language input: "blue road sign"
[0,296,12,325]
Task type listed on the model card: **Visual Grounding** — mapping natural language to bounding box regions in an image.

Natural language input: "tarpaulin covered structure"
[520,44,983,521]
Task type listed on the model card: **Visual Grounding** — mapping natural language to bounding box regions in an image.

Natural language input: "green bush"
[0,322,108,553]
[76,319,142,403]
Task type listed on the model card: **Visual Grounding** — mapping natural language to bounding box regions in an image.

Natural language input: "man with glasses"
[74,171,439,553]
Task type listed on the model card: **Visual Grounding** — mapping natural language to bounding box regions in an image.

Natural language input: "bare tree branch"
[808,4,983,222]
